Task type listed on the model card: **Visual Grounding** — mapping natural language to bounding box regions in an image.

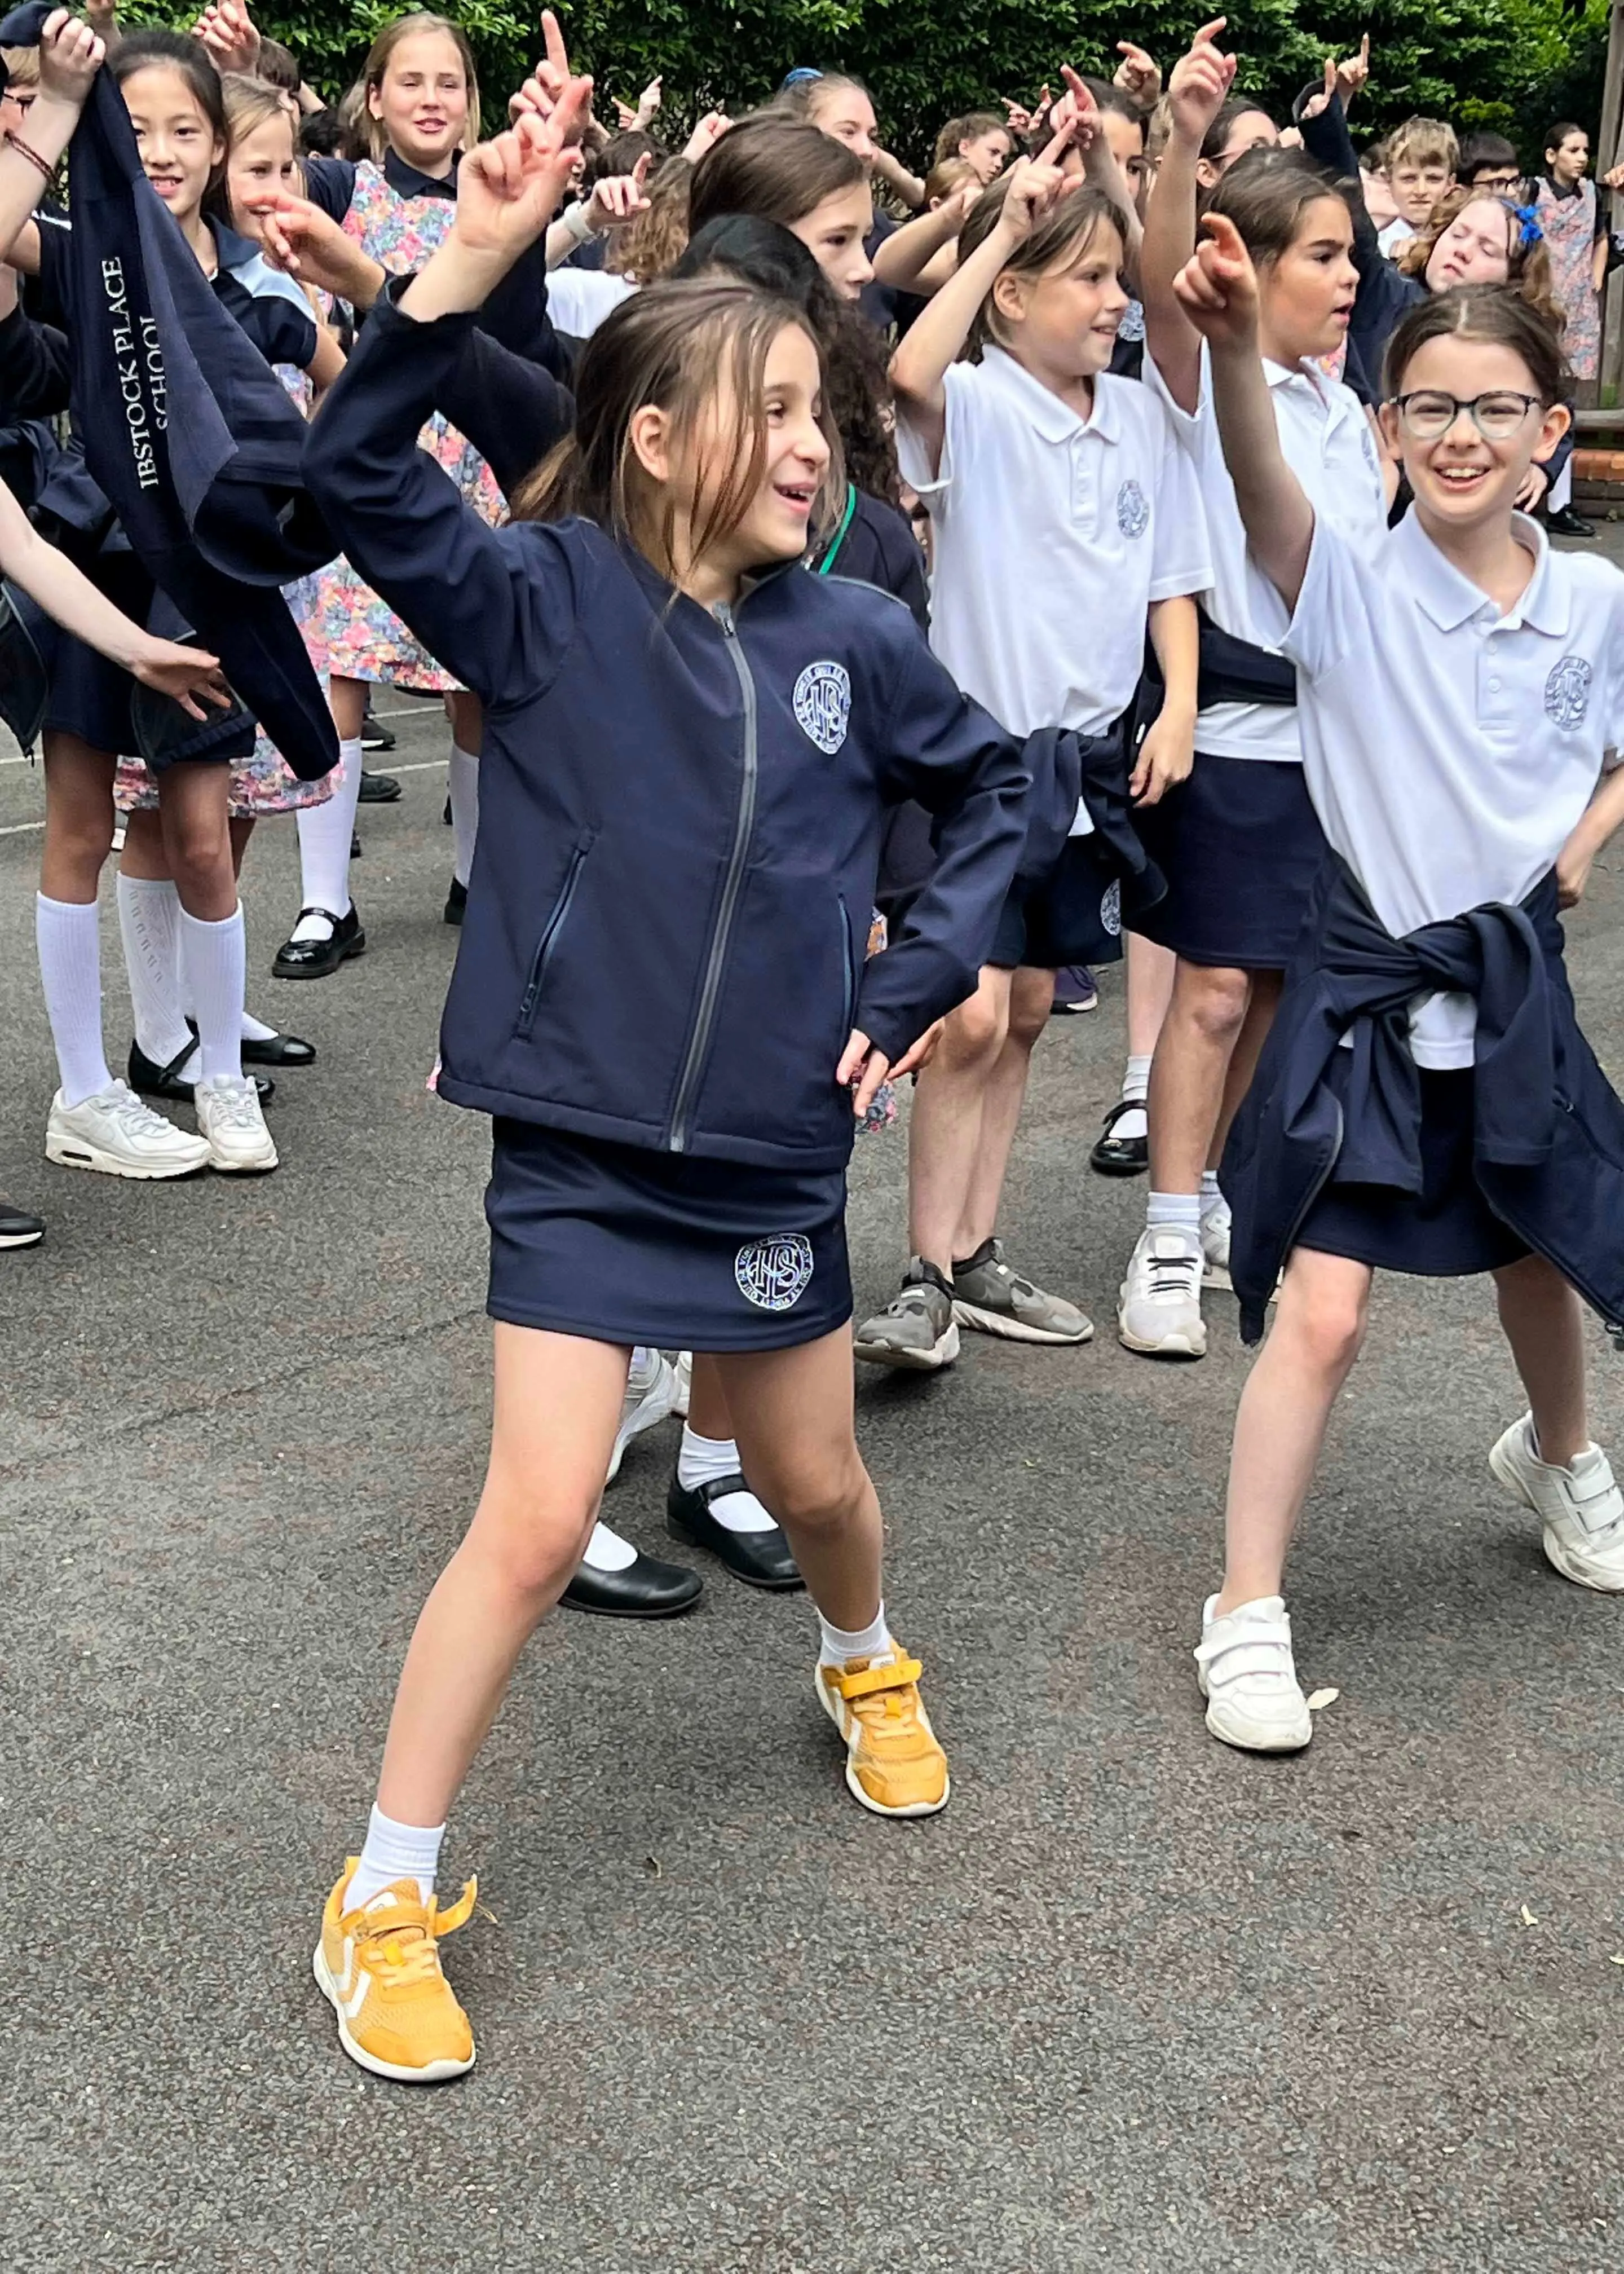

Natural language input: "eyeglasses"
[1473,171,1522,193]
[1391,389,1544,440]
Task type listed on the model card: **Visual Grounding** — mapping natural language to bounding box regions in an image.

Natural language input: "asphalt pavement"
[3,677,1623,2273]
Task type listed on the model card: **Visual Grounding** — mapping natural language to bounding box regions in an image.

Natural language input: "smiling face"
[809,81,878,173]
[958,124,1012,184]
[368,29,469,176]
[788,181,875,301]
[1424,197,1516,292]
[1381,333,1568,534]
[121,64,224,232]
[992,216,1129,390]
[226,110,297,240]
[1256,193,1359,364]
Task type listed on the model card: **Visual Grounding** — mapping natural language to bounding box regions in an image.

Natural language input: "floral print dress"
[1534,175,1601,381]
[307,161,506,692]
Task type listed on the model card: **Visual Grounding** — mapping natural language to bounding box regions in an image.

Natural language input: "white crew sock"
[36,893,112,1106]
[291,734,362,938]
[117,873,194,1071]
[1146,1189,1202,1239]
[819,1602,892,1669]
[580,1520,639,1573]
[1199,1169,1225,1221]
[179,905,246,1084]
[347,1803,446,1910]
[678,1424,777,1533]
[1112,1051,1153,1144]
[448,743,480,889]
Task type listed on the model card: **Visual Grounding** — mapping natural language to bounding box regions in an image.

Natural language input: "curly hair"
[604,157,693,282]
[1397,187,1565,341]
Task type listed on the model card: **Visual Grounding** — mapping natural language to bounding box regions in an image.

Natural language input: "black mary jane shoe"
[128,1041,273,1106]
[272,904,366,982]
[667,1473,804,1591]
[1544,505,1596,540]
[444,876,467,927]
[1089,1096,1149,1178]
[561,1552,704,1619]
[357,768,401,803]
[0,1192,46,1249]
[187,1017,315,1069]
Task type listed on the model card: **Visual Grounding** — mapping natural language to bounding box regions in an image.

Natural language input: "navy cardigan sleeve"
[303,297,580,709]
[854,625,1030,1059]
[376,274,573,499]
[1295,89,1422,386]
[0,301,70,417]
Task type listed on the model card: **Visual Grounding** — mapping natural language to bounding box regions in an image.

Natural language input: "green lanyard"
[815,486,859,576]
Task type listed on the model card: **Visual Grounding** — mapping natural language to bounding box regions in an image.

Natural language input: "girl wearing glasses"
[1175,232,1624,1757]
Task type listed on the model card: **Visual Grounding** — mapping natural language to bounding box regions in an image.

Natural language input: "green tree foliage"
[117,0,1612,166]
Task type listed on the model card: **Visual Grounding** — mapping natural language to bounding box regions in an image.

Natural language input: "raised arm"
[889,159,1070,474]
[0,9,104,276]
[1173,213,1313,609]
[870,185,975,297]
[1141,18,1235,413]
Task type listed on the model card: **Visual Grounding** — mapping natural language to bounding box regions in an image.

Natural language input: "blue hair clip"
[1512,203,1543,248]
[779,67,824,89]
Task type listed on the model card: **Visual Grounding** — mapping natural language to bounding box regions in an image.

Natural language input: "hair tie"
[780,67,824,89]
[1512,203,1543,248]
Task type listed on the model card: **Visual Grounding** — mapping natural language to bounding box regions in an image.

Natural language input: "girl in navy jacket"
[301,100,1029,2086]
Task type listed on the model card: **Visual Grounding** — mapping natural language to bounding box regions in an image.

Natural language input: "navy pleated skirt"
[486,1119,853,1350]
[990,831,1128,971]
[1294,1064,1530,1277]
[1132,753,1327,971]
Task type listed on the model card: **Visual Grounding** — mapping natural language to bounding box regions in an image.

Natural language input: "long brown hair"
[1206,147,1353,261]
[956,175,1128,359]
[689,111,866,236]
[1383,280,1569,403]
[360,12,478,165]
[1397,187,1565,339]
[513,280,842,580]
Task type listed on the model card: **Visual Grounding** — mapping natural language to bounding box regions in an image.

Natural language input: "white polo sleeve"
[894,362,988,515]
[1248,510,1383,683]
[1146,395,1213,602]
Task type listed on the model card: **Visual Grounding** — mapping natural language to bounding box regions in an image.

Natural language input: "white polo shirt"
[1257,508,1624,1066]
[1146,342,1388,762]
[897,348,1211,739]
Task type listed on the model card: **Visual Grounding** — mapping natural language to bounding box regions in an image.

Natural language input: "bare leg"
[1125,931,1176,1060]
[954,963,1053,1259]
[1146,959,1252,1195]
[716,1326,881,1629]
[906,966,1012,1273]
[686,1350,734,1441]
[1493,1253,1588,1467]
[376,1326,629,1826]
[1215,1248,1374,1611]
[39,731,116,905]
[1209,968,1283,1168]
[155,761,237,921]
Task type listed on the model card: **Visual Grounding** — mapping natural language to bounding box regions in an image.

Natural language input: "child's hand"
[1167,17,1237,147]
[1114,42,1162,106]
[1334,34,1371,108]
[584,152,652,232]
[260,191,385,305]
[36,10,105,108]
[1556,826,1597,909]
[611,75,660,132]
[1172,211,1260,349]
[454,91,594,261]
[130,638,234,720]
[681,110,731,164]
[1131,712,1195,805]
[997,157,1071,243]
[193,0,259,76]
[837,1023,942,1118]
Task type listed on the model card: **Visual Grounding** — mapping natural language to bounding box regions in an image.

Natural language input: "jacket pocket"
[516,829,595,1035]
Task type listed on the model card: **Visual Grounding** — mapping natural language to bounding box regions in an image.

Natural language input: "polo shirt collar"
[383,146,458,200]
[1394,506,1569,635]
[981,345,1119,444]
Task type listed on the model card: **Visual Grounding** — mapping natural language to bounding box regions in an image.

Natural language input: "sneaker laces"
[355,1879,478,1986]
[200,1077,261,1131]
[835,1652,925,1731]
[1145,1240,1202,1303]
[102,1082,177,1138]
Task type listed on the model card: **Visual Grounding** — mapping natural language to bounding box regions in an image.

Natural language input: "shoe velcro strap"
[837,1655,923,1700]
[431,1876,478,1936]
[1195,1634,1289,1683]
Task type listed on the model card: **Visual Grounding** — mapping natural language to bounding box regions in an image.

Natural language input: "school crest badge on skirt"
[735,1233,815,1311]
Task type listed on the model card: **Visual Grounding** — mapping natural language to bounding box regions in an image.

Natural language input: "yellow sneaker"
[313,1862,478,2083]
[815,1645,950,1817]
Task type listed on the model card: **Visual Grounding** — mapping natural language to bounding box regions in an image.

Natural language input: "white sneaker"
[194,1073,279,1173]
[45,1081,209,1180]
[1195,1594,1313,1752]
[1201,1195,1232,1289]
[1489,1414,1624,1591]
[606,1350,678,1484]
[1118,1226,1207,1358]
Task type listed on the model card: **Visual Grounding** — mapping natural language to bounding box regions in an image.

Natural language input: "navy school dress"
[10,218,319,768]
[304,296,1032,1350]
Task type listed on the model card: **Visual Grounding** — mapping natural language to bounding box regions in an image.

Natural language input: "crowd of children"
[3,2,1623,2090]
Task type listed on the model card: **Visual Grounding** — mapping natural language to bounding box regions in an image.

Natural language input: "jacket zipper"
[667,604,758,1152]
[839,899,854,1034]
[1501,1093,1624,1348]
[517,839,590,1032]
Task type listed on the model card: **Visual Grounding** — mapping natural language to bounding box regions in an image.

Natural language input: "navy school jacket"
[1222,857,1624,1345]
[0,3,337,778]
[304,298,1031,1170]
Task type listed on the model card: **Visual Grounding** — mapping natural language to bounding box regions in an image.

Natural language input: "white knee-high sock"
[292,735,362,935]
[448,743,480,888]
[117,873,193,1070]
[347,1803,445,1910]
[37,893,112,1106]
[179,905,246,1083]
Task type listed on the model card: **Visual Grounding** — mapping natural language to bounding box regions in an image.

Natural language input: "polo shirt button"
[1488,676,1501,691]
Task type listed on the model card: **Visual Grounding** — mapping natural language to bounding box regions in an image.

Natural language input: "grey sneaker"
[854,1260,959,1370]
[950,1239,1093,1345]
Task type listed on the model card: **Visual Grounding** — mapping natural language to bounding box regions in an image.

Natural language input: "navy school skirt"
[1132,753,1327,971]
[14,557,253,769]
[990,830,1129,972]
[1294,1062,1531,1278]
[486,1119,854,1351]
